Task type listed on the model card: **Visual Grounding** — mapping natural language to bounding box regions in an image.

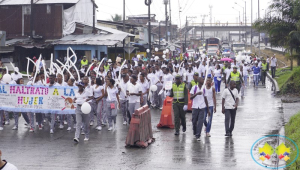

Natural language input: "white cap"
[107,59,112,63]
[14,67,19,72]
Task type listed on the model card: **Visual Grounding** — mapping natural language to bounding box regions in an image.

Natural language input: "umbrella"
[220,58,233,62]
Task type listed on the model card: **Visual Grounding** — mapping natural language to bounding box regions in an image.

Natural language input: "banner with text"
[0,85,78,114]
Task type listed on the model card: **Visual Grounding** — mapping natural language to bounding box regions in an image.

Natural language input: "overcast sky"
[95,0,272,27]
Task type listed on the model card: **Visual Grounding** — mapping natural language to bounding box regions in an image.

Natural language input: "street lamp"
[145,0,152,59]
[235,1,246,44]
[232,7,241,42]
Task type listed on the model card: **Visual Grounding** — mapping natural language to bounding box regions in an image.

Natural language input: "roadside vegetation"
[285,111,300,169]
[273,66,300,95]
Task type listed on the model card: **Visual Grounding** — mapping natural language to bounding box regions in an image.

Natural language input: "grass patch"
[285,112,300,169]
[273,66,300,94]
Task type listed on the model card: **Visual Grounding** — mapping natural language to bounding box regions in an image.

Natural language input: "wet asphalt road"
[0,82,284,170]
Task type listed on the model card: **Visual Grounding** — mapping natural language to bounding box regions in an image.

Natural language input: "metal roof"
[0,0,79,5]
[54,33,128,46]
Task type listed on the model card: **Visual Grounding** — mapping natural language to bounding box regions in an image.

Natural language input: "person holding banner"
[66,78,77,131]
[118,74,129,125]
[74,82,90,143]
[169,75,188,136]
[54,73,68,130]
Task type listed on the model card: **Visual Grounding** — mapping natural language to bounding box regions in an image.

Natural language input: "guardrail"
[266,72,280,94]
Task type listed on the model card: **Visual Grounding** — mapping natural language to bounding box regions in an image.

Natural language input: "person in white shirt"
[0,150,18,170]
[190,77,209,141]
[186,66,194,89]
[126,75,142,123]
[10,67,22,81]
[222,81,240,137]
[92,78,105,131]
[270,55,277,78]
[213,64,222,93]
[224,64,233,87]
[73,82,91,143]
[203,77,216,137]
[153,65,163,108]
[105,79,120,131]
[139,73,149,106]
[66,78,77,131]
[199,62,207,78]
[54,73,68,130]
[242,63,250,87]
[118,74,129,125]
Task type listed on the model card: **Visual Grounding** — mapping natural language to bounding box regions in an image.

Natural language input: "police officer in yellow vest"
[81,56,88,68]
[261,59,267,85]
[227,66,244,92]
[189,72,199,91]
[169,74,188,135]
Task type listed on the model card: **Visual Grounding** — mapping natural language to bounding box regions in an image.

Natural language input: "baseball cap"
[175,74,181,79]
[194,72,199,76]
[233,66,238,69]
[76,81,84,86]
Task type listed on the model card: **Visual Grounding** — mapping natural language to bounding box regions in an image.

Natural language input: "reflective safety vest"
[191,80,198,87]
[262,63,267,71]
[172,83,185,103]
[230,72,240,82]
[81,59,88,67]
[104,65,110,72]
[176,57,180,61]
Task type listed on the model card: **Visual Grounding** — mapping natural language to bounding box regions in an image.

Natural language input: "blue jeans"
[204,106,214,133]
[243,75,248,87]
[253,75,259,86]
[214,77,221,92]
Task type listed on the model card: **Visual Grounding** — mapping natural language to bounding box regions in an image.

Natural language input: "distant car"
[259,43,266,50]
[222,47,231,57]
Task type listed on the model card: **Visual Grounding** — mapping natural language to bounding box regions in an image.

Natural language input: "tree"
[253,0,300,70]
[111,14,122,22]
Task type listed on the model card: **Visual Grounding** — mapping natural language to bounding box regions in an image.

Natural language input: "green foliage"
[111,14,122,22]
[253,0,300,68]
[285,112,300,169]
[275,66,300,94]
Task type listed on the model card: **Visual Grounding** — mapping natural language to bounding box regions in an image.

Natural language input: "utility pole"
[185,16,187,53]
[30,0,34,38]
[258,0,260,56]
[251,0,253,51]
[245,1,247,45]
[209,5,213,26]
[164,0,168,43]
[123,0,126,60]
[169,0,172,42]
[145,0,152,58]
[159,22,161,49]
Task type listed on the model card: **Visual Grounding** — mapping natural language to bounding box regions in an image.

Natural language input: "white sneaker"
[206,133,211,137]
[50,129,54,134]
[108,127,113,131]
[12,126,18,130]
[67,127,71,131]
[81,131,85,135]
[96,126,102,131]
[5,121,9,125]
[73,138,79,143]
[159,107,163,110]
[197,137,201,141]
[64,120,67,125]
[0,127,3,131]
[59,125,64,129]
[29,128,34,132]
[123,121,127,125]
[73,124,76,129]
[90,121,94,126]
[84,138,89,141]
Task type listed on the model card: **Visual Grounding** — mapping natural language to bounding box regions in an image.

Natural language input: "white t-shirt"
[243,66,249,76]
[186,71,194,82]
[106,86,118,102]
[162,73,173,83]
[11,73,22,81]
[198,65,206,77]
[155,70,163,80]
[93,85,104,98]
[119,81,128,100]
[172,72,182,80]
[205,86,214,107]
[224,68,233,80]
[138,80,149,96]
[222,88,240,109]
[214,69,222,78]
[147,73,159,85]
[54,82,68,87]
[1,161,18,170]
[190,85,207,109]
[127,82,142,103]
[75,91,89,105]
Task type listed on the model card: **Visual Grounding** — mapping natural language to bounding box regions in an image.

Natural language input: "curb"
[266,72,280,94]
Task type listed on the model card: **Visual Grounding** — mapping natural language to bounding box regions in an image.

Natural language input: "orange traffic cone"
[157,96,175,128]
